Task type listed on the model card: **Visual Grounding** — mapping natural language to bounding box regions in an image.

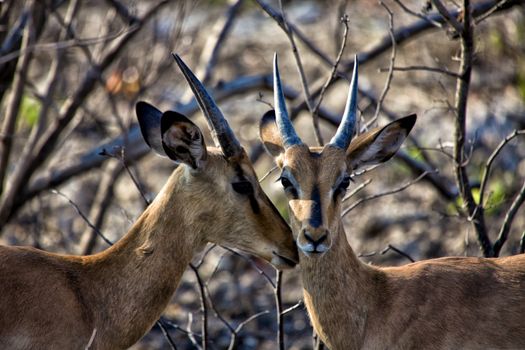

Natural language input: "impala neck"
[300,225,374,349]
[85,166,208,348]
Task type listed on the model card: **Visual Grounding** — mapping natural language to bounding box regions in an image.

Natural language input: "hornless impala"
[0,55,298,350]
[260,54,525,350]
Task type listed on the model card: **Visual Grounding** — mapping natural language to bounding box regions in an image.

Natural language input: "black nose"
[303,230,328,248]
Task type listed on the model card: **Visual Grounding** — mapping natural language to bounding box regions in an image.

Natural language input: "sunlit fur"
[264,118,525,350]
[0,148,298,349]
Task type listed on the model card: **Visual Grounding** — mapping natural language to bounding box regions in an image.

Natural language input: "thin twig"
[228,311,271,350]
[79,160,124,255]
[99,147,151,206]
[520,232,525,254]
[431,0,463,34]
[51,189,114,246]
[190,264,208,350]
[222,246,276,288]
[392,0,443,28]
[475,0,509,23]
[259,166,278,183]
[276,0,319,144]
[378,65,461,78]
[0,3,34,195]
[381,244,416,263]
[342,179,372,202]
[374,1,396,123]
[162,319,203,339]
[156,320,178,350]
[281,300,304,316]
[275,270,284,350]
[478,129,525,210]
[311,14,350,145]
[200,0,244,86]
[492,179,525,257]
[342,170,435,217]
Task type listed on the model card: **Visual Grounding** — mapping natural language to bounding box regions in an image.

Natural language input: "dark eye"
[232,181,254,195]
[334,176,352,197]
[280,177,292,189]
[279,176,298,198]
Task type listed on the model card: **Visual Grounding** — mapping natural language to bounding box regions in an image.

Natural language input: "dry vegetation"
[0,0,524,349]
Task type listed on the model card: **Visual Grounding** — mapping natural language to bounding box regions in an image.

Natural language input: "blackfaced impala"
[0,55,298,349]
[260,53,525,350]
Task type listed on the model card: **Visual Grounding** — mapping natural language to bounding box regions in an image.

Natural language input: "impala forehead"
[282,146,347,191]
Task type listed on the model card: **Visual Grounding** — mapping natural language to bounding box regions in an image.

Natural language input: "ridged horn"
[173,53,242,158]
[329,55,359,149]
[273,53,303,148]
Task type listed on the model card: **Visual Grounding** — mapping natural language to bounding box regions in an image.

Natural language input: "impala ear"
[136,101,207,170]
[346,114,416,171]
[259,110,285,157]
[160,111,207,170]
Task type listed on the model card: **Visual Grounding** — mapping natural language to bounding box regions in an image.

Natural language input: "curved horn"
[273,53,303,148]
[329,55,358,149]
[172,53,242,158]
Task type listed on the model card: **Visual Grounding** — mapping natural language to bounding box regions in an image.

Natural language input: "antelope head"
[135,55,298,269]
[260,54,416,258]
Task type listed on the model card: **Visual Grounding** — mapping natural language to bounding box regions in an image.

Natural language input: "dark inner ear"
[161,111,207,169]
[259,110,285,157]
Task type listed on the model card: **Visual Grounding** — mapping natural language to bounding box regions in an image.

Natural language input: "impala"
[260,53,525,350]
[0,55,298,349]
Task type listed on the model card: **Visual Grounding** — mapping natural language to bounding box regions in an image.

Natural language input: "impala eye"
[279,176,298,198]
[280,177,292,189]
[334,176,352,198]
[232,181,254,195]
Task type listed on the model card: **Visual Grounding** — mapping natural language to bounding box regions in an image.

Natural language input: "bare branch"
[189,264,208,350]
[475,0,510,24]
[378,65,461,78]
[228,311,271,350]
[478,129,525,211]
[392,0,443,28]
[259,166,278,183]
[79,160,124,255]
[431,0,464,34]
[0,0,170,231]
[275,270,284,350]
[311,14,350,145]
[156,320,178,350]
[342,179,372,202]
[492,179,525,257]
[342,170,435,217]
[198,0,244,86]
[451,0,492,257]
[381,244,416,263]
[276,0,319,144]
[51,189,114,247]
[374,1,397,123]
[0,3,34,195]
[281,300,304,316]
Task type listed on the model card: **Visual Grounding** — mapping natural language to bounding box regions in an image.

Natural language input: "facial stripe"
[309,184,323,228]
[248,195,261,214]
[234,164,260,214]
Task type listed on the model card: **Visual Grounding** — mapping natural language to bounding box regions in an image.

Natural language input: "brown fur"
[261,116,525,349]
[0,149,297,349]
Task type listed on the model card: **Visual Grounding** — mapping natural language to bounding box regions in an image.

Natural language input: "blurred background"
[0,0,524,349]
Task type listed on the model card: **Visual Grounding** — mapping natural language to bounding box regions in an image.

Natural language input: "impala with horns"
[0,55,297,350]
[260,53,525,350]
